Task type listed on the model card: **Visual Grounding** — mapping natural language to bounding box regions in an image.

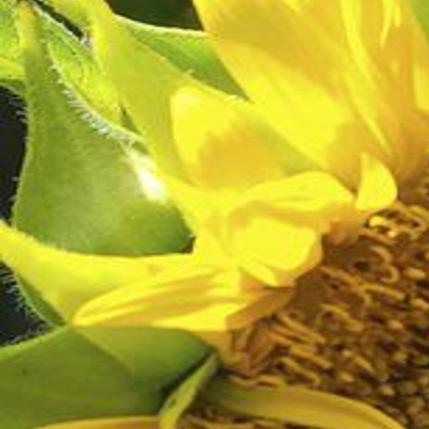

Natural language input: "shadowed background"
[0,0,198,343]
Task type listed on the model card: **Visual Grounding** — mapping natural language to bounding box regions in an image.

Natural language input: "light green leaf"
[123,19,242,96]
[13,2,189,321]
[0,0,24,94]
[204,377,406,429]
[43,0,241,96]
[42,9,122,122]
[0,0,121,120]
[159,354,219,429]
[0,326,209,429]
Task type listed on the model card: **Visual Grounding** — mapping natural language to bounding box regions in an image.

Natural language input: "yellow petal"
[162,175,216,233]
[228,209,322,287]
[243,172,354,220]
[207,378,407,429]
[225,173,361,283]
[192,0,429,185]
[339,0,429,181]
[0,222,184,319]
[327,153,398,243]
[37,416,158,429]
[171,85,311,191]
[74,263,289,352]
[356,153,397,212]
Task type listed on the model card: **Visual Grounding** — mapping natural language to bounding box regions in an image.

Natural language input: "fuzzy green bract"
[14,1,191,322]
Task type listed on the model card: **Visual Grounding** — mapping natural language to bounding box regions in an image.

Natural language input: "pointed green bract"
[123,19,242,96]
[204,378,406,429]
[73,0,194,175]
[0,222,174,320]
[1,0,242,104]
[13,2,189,321]
[41,8,122,122]
[0,326,209,429]
[44,0,242,96]
[159,354,219,429]
[0,0,121,119]
[62,0,214,176]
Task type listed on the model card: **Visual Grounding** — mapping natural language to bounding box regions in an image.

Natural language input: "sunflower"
[1,0,429,428]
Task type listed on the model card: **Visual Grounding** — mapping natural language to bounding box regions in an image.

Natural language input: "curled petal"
[224,172,355,285]
[229,210,323,287]
[74,264,290,358]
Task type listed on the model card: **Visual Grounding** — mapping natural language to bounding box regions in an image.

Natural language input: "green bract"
[0,327,210,429]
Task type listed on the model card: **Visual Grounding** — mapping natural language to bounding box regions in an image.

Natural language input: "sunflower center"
[182,172,429,429]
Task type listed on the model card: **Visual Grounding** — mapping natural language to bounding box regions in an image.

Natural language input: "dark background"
[0,0,197,344]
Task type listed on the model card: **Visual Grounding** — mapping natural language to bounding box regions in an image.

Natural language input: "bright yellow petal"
[243,172,354,220]
[162,175,213,231]
[339,0,429,181]
[224,172,368,283]
[327,153,398,243]
[37,416,158,429]
[171,85,314,191]
[356,153,397,212]
[0,222,185,319]
[192,0,388,185]
[228,209,322,287]
[74,263,289,354]
[192,0,429,184]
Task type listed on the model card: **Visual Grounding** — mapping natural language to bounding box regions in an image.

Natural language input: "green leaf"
[43,0,241,97]
[42,9,122,122]
[0,0,122,120]
[159,354,219,429]
[123,19,242,96]
[204,377,406,429]
[0,326,209,429]
[2,0,240,119]
[0,0,24,95]
[13,2,189,321]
